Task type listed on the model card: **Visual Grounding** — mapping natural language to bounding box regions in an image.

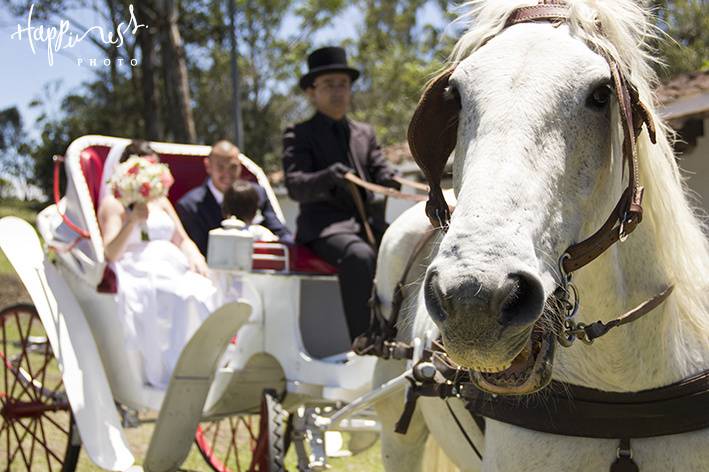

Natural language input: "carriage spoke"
[41,411,70,436]
[226,418,241,472]
[9,314,38,402]
[36,344,52,402]
[3,321,9,400]
[242,417,257,443]
[222,430,234,470]
[27,417,39,469]
[37,410,64,468]
[210,419,222,457]
[9,417,32,469]
[2,420,9,466]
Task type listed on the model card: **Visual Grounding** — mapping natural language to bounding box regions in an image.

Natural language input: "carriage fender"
[0,217,134,471]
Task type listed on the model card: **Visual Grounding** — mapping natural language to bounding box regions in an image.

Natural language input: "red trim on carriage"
[251,243,339,275]
[79,146,111,211]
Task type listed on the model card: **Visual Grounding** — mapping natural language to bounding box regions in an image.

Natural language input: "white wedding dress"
[112,208,218,389]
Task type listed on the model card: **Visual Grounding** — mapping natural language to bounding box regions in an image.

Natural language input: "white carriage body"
[2,135,377,471]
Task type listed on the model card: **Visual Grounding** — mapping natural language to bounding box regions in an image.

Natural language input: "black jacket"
[283,112,399,243]
[176,180,293,256]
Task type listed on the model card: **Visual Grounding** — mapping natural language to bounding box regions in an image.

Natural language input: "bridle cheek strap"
[562,61,655,274]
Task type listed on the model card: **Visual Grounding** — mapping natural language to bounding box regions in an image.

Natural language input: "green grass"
[0,199,43,277]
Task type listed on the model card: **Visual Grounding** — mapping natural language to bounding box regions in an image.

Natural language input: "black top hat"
[299,46,360,90]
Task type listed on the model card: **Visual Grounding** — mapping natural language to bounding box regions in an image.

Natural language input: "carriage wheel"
[0,303,81,471]
[195,390,286,472]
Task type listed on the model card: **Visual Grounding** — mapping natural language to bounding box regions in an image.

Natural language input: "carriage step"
[143,301,251,472]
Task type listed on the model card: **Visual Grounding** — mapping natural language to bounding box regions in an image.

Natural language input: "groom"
[176,140,293,256]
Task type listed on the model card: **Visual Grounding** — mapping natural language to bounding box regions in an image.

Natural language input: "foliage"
[650,0,709,79]
[0,107,33,199]
[5,0,707,197]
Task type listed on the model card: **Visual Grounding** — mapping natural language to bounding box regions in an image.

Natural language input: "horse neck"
[553,200,709,391]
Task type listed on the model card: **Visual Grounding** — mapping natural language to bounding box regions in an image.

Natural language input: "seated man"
[176,140,293,255]
[283,46,400,342]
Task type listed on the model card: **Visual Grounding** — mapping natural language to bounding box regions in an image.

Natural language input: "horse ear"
[407,67,459,227]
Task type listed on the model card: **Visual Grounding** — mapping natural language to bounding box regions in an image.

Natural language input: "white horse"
[372,1,709,471]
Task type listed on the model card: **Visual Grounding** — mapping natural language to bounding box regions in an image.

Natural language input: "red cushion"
[252,243,337,275]
[97,266,118,293]
[79,146,111,210]
[158,154,257,204]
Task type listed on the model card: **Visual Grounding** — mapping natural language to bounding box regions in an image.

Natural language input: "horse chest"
[482,421,709,472]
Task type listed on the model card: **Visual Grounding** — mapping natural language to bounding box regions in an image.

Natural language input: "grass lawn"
[0,199,42,278]
[0,198,385,471]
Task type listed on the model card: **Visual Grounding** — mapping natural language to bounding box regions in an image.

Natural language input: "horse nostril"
[496,272,545,327]
[424,270,448,322]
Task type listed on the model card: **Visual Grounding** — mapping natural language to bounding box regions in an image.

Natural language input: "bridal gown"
[112,207,218,389]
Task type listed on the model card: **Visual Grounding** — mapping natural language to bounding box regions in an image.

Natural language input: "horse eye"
[587,84,612,110]
[444,86,462,110]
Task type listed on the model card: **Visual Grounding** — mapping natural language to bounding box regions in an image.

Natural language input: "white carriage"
[0,135,392,472]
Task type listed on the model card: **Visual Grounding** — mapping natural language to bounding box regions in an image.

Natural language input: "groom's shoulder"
[177,182,208,211]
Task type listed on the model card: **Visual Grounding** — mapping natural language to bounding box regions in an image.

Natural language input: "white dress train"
[112,208,218,389]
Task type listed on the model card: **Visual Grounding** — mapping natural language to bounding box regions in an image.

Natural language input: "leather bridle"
[406,1,673,347]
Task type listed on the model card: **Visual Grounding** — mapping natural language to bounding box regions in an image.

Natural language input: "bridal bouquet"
[109,156,174,206]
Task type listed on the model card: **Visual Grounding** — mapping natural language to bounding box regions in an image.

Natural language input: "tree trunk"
[159,0,196,143]
[136,2,161,140]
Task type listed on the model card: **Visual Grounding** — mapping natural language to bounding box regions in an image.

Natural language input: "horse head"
[412,1,659,395]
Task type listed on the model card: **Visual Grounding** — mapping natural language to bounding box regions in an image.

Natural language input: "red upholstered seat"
[76,144,337,283]
[79,146,111,211]
[252,243,338,275]
[159,153,261,203]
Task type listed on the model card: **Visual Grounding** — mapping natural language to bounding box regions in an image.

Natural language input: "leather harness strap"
[573,285,674,342]
[393,175,430,193]
[352,228,439,358]
[344,173,429,203]
[459,370,709,439]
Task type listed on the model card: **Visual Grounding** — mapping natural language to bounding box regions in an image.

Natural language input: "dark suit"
[283,112,399,340]
[283,112,399,244]
[176,180,293,256]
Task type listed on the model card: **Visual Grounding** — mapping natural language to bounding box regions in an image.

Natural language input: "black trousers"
[308,233,376,342]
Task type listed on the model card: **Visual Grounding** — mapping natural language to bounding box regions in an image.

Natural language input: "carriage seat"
[76,144,337,290]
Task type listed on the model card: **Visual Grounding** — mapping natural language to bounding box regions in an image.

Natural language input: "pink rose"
[139,182,151,197]
[160,169,174,190]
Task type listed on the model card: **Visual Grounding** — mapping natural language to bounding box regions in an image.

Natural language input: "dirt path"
[0,274,30,308]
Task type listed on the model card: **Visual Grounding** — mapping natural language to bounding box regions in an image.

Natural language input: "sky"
[0,2,448,139]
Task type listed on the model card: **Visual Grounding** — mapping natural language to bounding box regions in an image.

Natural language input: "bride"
[98,140,217,389]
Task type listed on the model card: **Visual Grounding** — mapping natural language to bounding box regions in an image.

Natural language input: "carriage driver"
[282,46,401,342]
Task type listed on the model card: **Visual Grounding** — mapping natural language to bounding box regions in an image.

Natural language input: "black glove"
[328,162,352,180]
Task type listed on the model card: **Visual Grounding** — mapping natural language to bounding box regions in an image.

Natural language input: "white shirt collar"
[207,178,224,205]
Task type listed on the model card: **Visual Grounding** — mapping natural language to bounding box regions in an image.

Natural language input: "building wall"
[677,117,709,221]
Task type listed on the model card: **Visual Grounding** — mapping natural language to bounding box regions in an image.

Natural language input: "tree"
[350,0,454,146]
[650,0,709,79]
[189,0,346,169]
[0,107,33,199]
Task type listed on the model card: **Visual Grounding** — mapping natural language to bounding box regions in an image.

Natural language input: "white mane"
[448,0,709,359]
